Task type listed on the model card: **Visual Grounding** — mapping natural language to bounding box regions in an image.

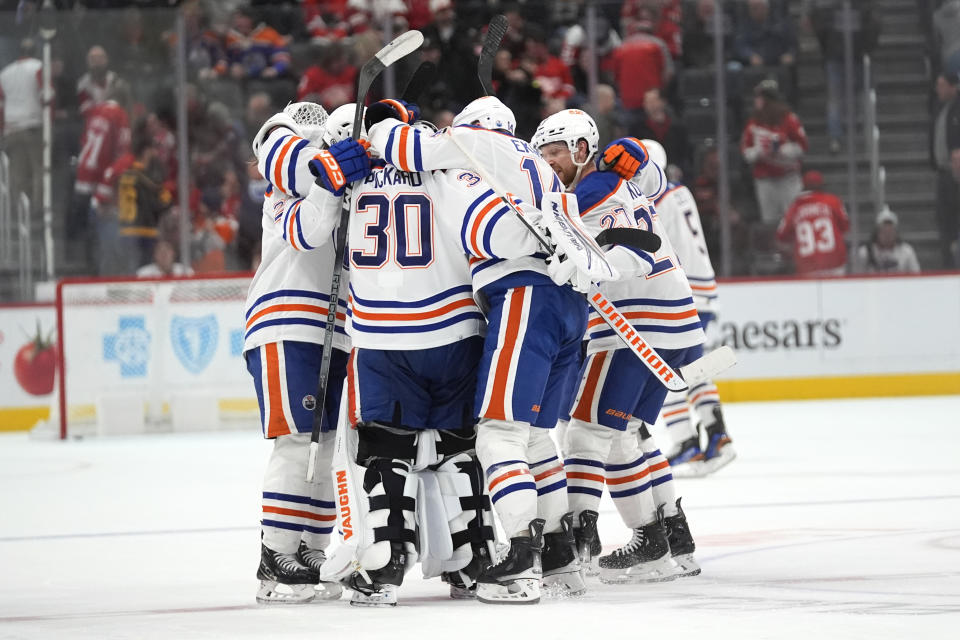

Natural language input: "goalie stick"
[478,14,508,96]
[444,128,735,392]
[307,30,424,483]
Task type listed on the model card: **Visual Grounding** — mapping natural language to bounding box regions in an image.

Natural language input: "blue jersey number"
[351,193,433,269]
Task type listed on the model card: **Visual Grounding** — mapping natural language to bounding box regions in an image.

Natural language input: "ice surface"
[1,396,958,639]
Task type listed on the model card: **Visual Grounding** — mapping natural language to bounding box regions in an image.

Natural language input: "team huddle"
[243,88,735,606]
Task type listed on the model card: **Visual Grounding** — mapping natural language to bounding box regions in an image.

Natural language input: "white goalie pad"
[540,192,619,284]
[319,413,370,583]
[418,454,480,579]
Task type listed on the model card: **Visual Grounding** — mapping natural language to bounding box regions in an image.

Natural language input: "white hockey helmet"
[640,138,667,169]
[322,102,366,148]
[251,101,328,156]
[531,109,599,166]
[452,96,517,135]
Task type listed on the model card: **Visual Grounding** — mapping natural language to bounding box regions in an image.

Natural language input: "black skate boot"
[477,518,545,605]
[701,407,736,474]
[346,541,408,607]
[295,542,343,600]
[598,507,675,584]
[573,510,601,576]
[663,498,700,577]
[541,513,586,597]
[442,541,492,600]
[256,542,320,604]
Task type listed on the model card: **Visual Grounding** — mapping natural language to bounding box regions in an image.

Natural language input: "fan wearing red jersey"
[776,170,850,276]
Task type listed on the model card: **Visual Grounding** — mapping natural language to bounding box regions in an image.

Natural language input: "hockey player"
[643,139,735,477]
[362,96,601,604]
[244,101,373,604]
[532,110,702,583]
[316,110,503,606]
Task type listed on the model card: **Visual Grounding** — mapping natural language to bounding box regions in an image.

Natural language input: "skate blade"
[598,558,677,584]
[672,553,701,578]
[477,578,541,605]
[543,570,587,598]
[256,580,317,605]
[312,581,344,601]
[701,447,737,475]
[449,585,477,600]
[349,585,398,607]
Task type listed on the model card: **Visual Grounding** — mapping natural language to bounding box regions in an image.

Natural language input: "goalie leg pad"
[358,458,419,582]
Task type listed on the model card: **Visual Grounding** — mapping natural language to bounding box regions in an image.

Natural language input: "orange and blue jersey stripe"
[346,283,483,337]
[263,131,310,197]
[245,289,348,341]
[383,122,425,172]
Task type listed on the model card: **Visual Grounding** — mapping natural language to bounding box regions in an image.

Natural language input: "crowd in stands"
[0,0,953,284]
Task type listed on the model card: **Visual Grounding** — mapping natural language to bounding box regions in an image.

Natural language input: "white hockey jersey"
[243,124,349,354]
[347,164,542,349]
[654,182,718,315]
[367,120,563,292]
[575,170,705,354]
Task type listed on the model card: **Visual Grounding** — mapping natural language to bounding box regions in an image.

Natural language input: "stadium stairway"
[795,0,940,269]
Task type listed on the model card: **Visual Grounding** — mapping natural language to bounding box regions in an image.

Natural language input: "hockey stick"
[478,14,508,96]
[446,130,737,390]
[307,30,424,483]
[594,227,661,253]
[401,60,436,103]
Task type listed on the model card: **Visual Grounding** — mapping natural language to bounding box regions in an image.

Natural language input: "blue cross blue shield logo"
[103,316,151,378]
[170,314,218,374]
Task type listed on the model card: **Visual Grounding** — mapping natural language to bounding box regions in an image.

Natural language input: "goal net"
[54,274,260,439]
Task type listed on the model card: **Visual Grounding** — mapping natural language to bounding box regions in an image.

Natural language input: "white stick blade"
[376,30,424,67]
[679,345,737,387]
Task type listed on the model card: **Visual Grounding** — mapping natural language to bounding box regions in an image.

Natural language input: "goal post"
[55,273,260,439]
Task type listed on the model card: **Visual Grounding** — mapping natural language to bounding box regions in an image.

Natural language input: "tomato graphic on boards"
[14,322,57,396]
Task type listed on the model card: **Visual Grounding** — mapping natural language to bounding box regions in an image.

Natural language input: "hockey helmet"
[322,103,367,148]
[251,101,328,156]
[452,96,517,135]
[531,109,599,167]
[640,138,667,169]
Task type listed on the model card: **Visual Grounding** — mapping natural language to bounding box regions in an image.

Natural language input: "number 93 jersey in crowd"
[576,171,705,355]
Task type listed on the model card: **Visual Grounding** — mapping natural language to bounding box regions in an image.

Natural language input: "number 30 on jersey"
[351,193,435,269]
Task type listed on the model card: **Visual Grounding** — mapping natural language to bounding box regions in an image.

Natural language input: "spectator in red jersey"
[0,38,43,215]
[622,0,683,60]
[776,170,850,276]
[523,25,574,112]
[607,9,674,111]
[741,79,807,224]
[69,80,132,272]
[297,43,357,110]
[854,206,921,274]
[77,45,120,120]
[633,87,691,180]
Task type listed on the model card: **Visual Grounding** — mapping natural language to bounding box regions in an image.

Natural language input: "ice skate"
[476,519,544,605]
[667,435,706,478]
[573,510,602,577]
[296,542,343,600]
[256,543,320,604]
[598,510,675,584]
[541,514,586,598]
[442,570,478,599]
[345,541,407,607]
[700,409,736,475]
[663,498,700,578]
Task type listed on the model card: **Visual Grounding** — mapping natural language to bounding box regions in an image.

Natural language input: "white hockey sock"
[302,430,337,550]
[262,433,332,554]
[690,381,722,427]
[606,428,657,529]
[661,390,697,445]
[528,427,568,534]
[476,418,537,538]
[562,417,615,519]
[637,424,679,517]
